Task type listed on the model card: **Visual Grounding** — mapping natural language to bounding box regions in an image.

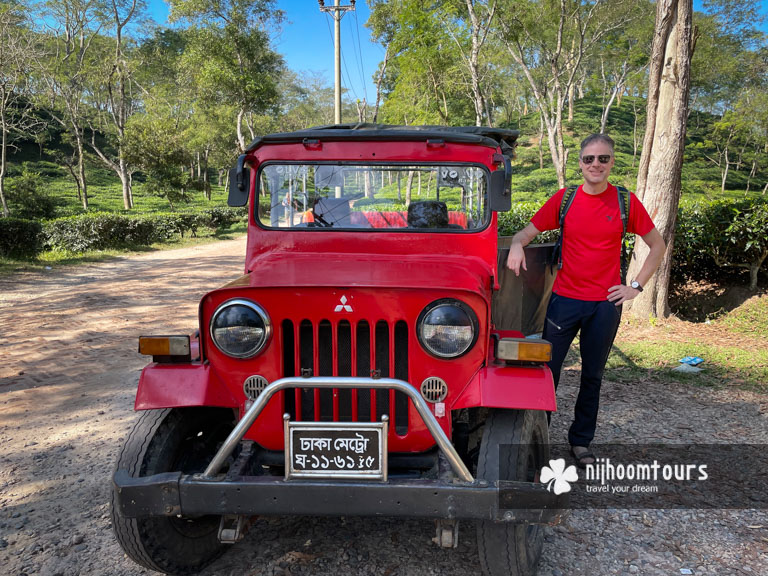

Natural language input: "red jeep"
[111,124,566,576]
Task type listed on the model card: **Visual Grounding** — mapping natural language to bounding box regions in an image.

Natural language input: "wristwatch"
[630,280,643,292]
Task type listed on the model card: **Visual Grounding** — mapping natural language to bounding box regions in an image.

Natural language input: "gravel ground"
[1,237,767,576]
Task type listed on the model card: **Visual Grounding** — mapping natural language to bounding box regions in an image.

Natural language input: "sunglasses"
[581,154,612,165]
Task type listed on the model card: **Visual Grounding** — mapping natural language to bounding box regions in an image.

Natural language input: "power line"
[341,49,359,102]
[351,9,368,102]
[323,12,359,103]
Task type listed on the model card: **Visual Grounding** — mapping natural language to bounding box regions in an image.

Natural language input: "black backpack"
[551,184,632,283]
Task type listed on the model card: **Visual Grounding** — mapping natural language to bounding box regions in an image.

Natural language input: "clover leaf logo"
[540,458,578,495]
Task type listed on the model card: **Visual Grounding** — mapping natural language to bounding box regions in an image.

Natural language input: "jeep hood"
[226,252,493,295]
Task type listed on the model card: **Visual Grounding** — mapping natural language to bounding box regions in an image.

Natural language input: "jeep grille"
[281,319,410,435]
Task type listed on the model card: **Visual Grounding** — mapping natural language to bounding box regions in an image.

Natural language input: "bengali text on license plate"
[285,421,388,480]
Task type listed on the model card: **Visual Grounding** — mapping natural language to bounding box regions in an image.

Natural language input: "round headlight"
[417,299,478,358]
[210,299,271,358]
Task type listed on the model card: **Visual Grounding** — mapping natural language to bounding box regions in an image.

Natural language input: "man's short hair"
[580,134,615,157]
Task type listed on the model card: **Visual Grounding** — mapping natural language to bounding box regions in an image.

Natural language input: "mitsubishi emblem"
[334,295,353,313]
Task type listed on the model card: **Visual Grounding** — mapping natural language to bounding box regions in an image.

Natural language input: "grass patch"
[715,294,768,340]
[606,338,768,392]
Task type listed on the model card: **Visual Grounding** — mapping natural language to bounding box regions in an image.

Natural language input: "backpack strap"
[559,185,579,229]
[551,185,579,270]
[616,185,631,283]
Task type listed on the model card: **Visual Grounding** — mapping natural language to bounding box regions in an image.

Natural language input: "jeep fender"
[451,364,556,412]
[135,363,237,411]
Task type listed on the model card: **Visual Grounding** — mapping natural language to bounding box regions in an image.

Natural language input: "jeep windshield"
[257,164,489,231]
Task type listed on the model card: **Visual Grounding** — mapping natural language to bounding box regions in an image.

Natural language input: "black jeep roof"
[245,123,519,154]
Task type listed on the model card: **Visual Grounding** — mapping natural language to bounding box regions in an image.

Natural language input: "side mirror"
[228,154,250,207]
[489,156,511,212]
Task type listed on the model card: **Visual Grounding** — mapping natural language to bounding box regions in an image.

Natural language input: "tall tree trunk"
[627,0,696,319]
[746,154,758,194]
[120,156,133,209]
[0,115,9,217]
[632,94,640,168]
[600,86,618,134]
[538,111,545,170]
[372,46,389,124]
[721,147,729,192]
[236,109,246,152]
[463,0,494,127]
[76,131,88,210]
[405,170,414,206]
[750,257,765,291]
[203,149,210,200]
[364,169,372,199]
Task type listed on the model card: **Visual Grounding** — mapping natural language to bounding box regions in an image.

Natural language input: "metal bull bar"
[203,376,474,483]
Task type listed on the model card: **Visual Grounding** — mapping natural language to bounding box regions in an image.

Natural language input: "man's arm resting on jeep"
[505,222,541,276]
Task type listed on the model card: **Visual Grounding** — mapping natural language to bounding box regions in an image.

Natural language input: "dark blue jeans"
[542,293,621,448]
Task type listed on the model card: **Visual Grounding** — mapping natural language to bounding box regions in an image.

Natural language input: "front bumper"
[113,470,568,523]
[116,376,568,524]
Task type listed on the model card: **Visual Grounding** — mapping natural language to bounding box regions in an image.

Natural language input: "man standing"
[506,134,666,467]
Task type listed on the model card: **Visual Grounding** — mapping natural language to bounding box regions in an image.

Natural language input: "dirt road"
[1,238,767,576]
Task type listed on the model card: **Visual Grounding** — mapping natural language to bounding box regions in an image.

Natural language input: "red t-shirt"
[531,184,656,301]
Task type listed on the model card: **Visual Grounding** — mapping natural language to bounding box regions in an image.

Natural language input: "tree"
[277,70,336,131]
[185,102,240,197]
[440,0,498,126]
[0,1,40,217]
[590,6,653,133]
[170,0,284,151]
[371,1,474,125]
[37,0,104,210]
[366,0,398,123]
[688,11,748,114]
[626,0,697,318]
[86,0,145,210]
[495,0,639,187]
[123,106,192,209]
[734,88,768,194]
[705,110,752,192]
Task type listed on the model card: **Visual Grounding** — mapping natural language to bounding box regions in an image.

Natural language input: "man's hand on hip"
[607,284,640,306]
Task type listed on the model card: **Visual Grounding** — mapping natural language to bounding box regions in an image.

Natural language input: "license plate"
[284,417,388,481]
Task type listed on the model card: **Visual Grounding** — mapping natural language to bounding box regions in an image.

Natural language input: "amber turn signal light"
[139,336,191,359]
[496,338,552,363]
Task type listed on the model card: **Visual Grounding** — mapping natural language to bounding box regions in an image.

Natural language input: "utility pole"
[318,0,356,125]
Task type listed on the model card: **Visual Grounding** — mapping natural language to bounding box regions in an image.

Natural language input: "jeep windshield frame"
[255,161,491,233]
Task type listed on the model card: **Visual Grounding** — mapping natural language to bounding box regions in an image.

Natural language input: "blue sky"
[147,1,382,104]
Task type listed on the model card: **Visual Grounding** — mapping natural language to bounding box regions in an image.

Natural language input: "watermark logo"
[499,444,768,510]
[540,458,579,495]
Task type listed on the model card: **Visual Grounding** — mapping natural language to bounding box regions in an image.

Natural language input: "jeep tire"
[476,409,549,576]
[111,407,235,575]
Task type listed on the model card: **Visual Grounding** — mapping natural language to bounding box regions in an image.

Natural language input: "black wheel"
[476,409,549,576]
[111,408,236,575]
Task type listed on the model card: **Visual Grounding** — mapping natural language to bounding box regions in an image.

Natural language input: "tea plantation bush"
[0,218,44,257]
[42,207,246,252]
[6,166,59,219]
[676,197,768,289]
